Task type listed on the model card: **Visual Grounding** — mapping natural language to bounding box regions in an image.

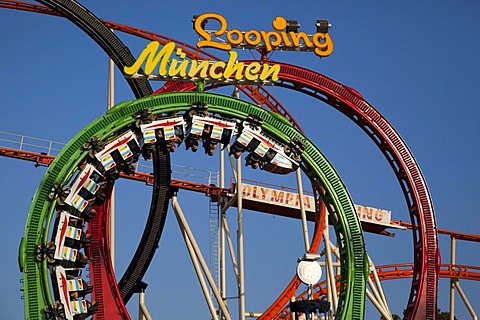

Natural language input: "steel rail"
[19,92,368,319]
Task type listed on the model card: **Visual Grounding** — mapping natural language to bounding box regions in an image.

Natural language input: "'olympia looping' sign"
[124,13,334,85]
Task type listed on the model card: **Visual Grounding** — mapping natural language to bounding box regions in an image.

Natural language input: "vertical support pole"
[369,258,390,315]
[221,212,240,279]
[227,144,238,182]
[220,146,227,317]
[225,87,239,305]
[296,169,310,252]
[138,289,153,320]
[323,213,337,315]
[107,48,115,270]
[449,236,456,320]
[308,284,314,319]
[290,297,296,320]
[237,156,245,320]
[180,221,219,320]
[138,289,145,320]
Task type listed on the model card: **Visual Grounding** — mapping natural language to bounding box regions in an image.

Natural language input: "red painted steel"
[394,219,480,242]
[0,147,230,196]
[87,183,130,319]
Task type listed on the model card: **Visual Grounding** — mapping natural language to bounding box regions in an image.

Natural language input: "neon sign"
[193,13,333,57]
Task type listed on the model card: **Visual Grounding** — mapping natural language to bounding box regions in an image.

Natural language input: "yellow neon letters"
[124,41,280,83]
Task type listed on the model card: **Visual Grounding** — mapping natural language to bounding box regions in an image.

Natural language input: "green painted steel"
[20,92,367,319]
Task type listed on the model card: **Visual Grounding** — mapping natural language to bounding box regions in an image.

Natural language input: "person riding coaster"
[47,266,97,320]
[185,115,236,156]
[140,115,186,156]
[93,130,141,181]
[229,115,302,174]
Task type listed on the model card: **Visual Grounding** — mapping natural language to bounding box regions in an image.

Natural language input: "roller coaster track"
[84,14,442,315]
[86,183,130,319]
[0,146,230,196]
[158,61,439,319]
[1,1,435,318]
[375,263,480,282]
[270,62,439,319]
[17,92,367,319]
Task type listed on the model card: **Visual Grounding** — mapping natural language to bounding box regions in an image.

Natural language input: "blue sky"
[0,0,479,319]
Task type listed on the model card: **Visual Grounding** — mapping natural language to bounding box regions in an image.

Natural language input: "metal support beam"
[369,256,391,315]
[295,169,310,252]
[237,156,246,320]
[227,144,238,182]
[138,290,152,320]
[181,225,219,320]
[222,213,239,280]
[107,48,115,271]
[365,288,391,320]
[220,147,227,318]
[323,216,337,315]
[324,236,392,319]
[223,193,238,212]
[450,237,456,320]
[453,281,478,320]
[171,195,232,320]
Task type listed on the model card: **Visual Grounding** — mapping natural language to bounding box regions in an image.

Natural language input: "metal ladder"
[208,173,220,311]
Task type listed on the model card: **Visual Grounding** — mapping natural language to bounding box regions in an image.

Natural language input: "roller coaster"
[0,1,479,319]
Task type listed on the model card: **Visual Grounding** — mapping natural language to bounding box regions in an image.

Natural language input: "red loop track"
[87,183,130,319]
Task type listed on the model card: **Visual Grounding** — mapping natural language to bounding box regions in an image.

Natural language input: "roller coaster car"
[53,212,89,268]
[36,241,56,263]
[230,123,299,174]
[185,115,236,156]
[63,164,105,214]
[94,130,141,179]
[50,266,97,320]
[140,116,186,155]
[48,183,72,206]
